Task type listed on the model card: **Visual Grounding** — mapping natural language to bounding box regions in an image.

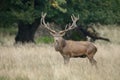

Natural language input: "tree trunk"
[15,19,39,43]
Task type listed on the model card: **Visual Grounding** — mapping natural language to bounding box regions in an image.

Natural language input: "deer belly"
[71,52,86,57]
[72,54,87,58]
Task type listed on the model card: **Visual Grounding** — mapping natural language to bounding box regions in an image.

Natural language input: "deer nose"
[55,39,59,43]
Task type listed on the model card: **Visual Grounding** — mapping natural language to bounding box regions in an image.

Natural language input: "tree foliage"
[0,0,119,43]
[0,0,120,27]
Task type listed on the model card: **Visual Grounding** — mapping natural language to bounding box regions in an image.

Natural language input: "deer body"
[62,41,97,57]
[54,37,97,64]
[41,13,97,65]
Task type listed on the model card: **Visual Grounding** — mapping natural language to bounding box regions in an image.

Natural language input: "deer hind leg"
[89,57,97,65]
[86,53,97,66]
[88,57,98,69]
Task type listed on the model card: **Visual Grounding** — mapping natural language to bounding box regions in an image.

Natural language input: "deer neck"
[54,37,66,52]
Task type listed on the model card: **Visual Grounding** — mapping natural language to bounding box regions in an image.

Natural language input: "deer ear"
[50,32,55,36]
[59,32,66,36]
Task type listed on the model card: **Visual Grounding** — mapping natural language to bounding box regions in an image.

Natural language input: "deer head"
[40,12,79,43]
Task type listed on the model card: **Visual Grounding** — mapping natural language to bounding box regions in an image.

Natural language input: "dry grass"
[0,25,120,80]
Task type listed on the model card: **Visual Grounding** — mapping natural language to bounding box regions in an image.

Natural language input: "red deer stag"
[41,13,97,66]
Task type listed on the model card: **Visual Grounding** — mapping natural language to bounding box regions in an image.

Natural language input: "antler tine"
[70,14,79,27]
[66,14,78,29]
[71,15,74,22]
[41,12,47,18]
[72,14,79,24]
[65,23,71,30]
[65,24,68,30]
[60,14,79,33]
[41,12,56,33]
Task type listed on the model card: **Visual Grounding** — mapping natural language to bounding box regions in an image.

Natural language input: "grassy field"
[0,25,120,80]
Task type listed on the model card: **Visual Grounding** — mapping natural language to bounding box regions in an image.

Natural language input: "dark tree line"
[0,0,119,43]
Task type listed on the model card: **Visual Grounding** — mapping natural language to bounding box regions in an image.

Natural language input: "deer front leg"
[63,55,70,64]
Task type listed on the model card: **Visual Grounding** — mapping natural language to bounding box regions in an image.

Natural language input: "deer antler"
[41,12,56,33]
[59,14,79,34]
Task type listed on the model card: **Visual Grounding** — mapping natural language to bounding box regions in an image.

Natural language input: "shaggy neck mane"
[54,38,66,52]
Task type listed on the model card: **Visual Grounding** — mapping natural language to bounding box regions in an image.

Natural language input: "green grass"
[0,76,10,80]
[0,27,17,35]
[15,76,29,80]
[0,76,29,80]
[35,36,54,44]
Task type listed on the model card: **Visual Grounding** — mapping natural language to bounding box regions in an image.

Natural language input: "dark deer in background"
[41,13,97,66]
[77,25,110,42]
